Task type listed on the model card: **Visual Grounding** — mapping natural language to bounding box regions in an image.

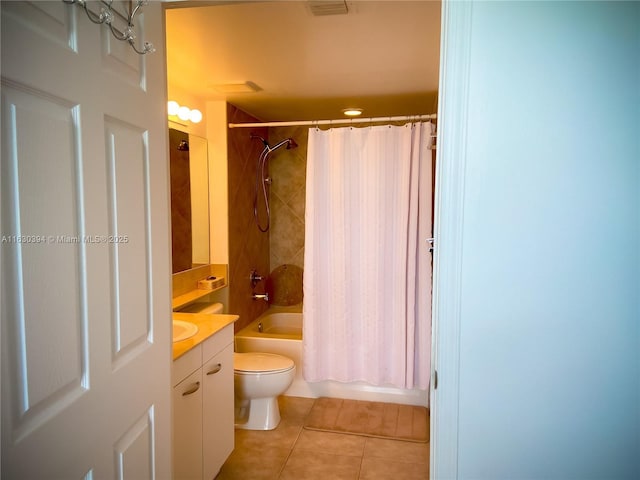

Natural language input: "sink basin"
[173,320,198,342]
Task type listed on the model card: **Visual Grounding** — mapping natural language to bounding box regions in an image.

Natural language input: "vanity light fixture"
[167,100,203,124]
[342,108,363,117]
[177,106,191,121]
[189,109,203,123]
[167,100,180,116]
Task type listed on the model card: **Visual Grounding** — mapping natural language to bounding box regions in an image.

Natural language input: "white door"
[1,2,171,478]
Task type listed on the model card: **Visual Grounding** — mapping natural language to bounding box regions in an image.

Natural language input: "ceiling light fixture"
[342,108,363,117]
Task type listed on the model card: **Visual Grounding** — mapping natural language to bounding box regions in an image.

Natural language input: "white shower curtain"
[303,122,433,389]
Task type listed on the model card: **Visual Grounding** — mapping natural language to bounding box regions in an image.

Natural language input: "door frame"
[430,1,473,478]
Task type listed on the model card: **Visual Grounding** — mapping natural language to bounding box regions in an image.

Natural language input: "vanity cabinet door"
[173,368,203,480]
[202,343,234,480]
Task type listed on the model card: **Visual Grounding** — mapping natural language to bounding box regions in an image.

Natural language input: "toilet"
[233,352,295,430]
[177,301,295,431]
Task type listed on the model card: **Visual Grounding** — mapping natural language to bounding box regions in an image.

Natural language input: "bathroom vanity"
[172,312,237,480]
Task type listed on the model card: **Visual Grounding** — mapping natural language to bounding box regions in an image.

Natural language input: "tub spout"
[252,292,269,302]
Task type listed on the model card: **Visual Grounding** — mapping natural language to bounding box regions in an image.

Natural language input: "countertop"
[172,312,238,360]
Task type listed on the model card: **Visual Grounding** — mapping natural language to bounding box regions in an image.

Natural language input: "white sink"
[173,320,198,342]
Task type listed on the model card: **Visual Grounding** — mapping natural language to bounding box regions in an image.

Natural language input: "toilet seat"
[234,352,294,374]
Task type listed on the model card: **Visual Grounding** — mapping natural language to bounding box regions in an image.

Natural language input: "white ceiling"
[165,1,441,122]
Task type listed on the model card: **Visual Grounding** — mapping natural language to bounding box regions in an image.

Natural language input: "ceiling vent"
[308,1,349,16]
[211,81,262,94]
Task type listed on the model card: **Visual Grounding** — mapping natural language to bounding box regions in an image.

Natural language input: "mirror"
[169,128,210,273]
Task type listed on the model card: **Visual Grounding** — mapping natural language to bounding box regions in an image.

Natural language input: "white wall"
[436,1,639,479]
[206,100,229,265]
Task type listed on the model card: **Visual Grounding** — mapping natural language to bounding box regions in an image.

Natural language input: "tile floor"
[216,396,430,480]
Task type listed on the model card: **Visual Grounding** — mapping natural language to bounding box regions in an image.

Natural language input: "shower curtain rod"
[228,113,437,129]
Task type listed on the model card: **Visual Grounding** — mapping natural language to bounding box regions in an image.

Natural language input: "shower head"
[266,137,298,153]
[250,134,269,148]
[251,134,297,153]
[286,138,298,149]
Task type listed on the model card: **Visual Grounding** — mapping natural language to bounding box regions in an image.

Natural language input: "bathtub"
[234,306,428,407]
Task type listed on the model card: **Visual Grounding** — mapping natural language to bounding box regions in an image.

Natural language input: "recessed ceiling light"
[342,108,363,117]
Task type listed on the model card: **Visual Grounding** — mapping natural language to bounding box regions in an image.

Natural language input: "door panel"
[2,1,76,51]
[104,117,152,366]
[2,81,88,442]
[1,2,171,478]
[115,407,156,480]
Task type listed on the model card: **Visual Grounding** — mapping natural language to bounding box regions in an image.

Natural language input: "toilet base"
[234,397,281,430]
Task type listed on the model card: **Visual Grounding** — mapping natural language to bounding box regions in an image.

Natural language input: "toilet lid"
[234,352,294,373]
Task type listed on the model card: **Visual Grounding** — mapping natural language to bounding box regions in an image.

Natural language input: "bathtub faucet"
[252,292,269,302]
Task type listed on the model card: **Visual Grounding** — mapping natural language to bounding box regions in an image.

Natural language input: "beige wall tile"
[268,126,308,277]
[226,104,270,331]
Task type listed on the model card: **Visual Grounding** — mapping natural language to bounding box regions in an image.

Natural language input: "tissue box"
[198,276,225,290]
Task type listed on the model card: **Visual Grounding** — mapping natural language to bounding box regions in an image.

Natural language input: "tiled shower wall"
[227,118,433,322]
[268,125,308,273]
[265,124,436,282]
[226,104,270,332]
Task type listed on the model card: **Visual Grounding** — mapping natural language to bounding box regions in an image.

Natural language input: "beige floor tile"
[278,396,315,426]
[359,456,429,480]
[219,397,430,480]
[279,450,361,480]
[215,446,290,480]
[363,437,429,464]
[294,429,366,457]
[234,423,303,451]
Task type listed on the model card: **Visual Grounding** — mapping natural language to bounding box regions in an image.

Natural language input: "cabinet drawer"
[202,323,233,362]
[172,343,201,387]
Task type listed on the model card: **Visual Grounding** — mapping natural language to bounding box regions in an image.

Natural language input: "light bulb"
[167,101,179,116]
[177,106,191,121]
[189,109,203,124]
